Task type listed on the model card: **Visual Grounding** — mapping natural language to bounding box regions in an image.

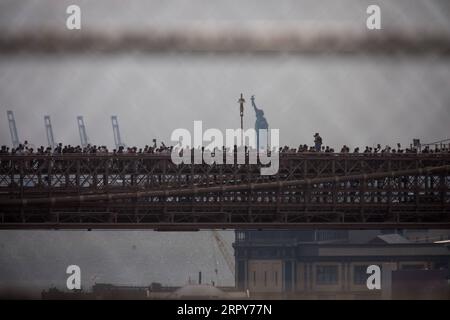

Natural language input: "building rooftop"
[369,234,411,244]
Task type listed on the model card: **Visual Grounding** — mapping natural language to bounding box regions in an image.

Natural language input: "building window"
[253,271,256,287]
[353,265,370,285]
[275,271,278,287]
[236,231,246,242]
[401,264,425,270]
[316,265,338,285]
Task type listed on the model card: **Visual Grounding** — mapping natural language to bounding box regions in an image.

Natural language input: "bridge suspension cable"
[422,138,450,146]
[2,165,449,206]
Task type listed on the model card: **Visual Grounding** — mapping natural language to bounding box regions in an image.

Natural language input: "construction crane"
[44,115,55,149]
[211,230,235,278]
[111,115,125,149]
[77,116,89,148]
[7,110,20,148]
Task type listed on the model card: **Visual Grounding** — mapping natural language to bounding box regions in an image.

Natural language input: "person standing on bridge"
[314,133,322,152]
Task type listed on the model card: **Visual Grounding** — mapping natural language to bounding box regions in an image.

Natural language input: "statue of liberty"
[251,95,269,150]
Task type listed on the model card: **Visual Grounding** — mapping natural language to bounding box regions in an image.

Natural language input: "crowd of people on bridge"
[1,133,449,156]
[0,140,173,155]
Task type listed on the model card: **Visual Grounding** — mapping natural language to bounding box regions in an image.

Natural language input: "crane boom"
[211,230,235,277]
[111,115,124,149]
[44,115,55,149]
[77,116,89,148]
[7,110,20,148]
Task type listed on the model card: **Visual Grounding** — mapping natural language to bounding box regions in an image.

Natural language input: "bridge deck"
[1,153,449,229]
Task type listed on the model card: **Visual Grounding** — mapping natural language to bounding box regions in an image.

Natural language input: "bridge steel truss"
[0,153,449,230]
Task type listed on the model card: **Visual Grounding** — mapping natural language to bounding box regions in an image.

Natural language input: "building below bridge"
[233,230,450,299]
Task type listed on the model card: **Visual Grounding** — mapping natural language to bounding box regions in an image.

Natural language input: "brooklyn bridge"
[0,152,449,230]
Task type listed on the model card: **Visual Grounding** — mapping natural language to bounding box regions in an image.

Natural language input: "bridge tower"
[111,115,125,149]
[6,110,20,148]
[77,116,89,148]
[44,115,55,149]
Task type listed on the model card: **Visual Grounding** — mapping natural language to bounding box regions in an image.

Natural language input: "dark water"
[0,230,235,296]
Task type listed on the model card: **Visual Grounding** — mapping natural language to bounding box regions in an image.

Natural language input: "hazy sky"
[0,0,449,150]
[1,54,449,150]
